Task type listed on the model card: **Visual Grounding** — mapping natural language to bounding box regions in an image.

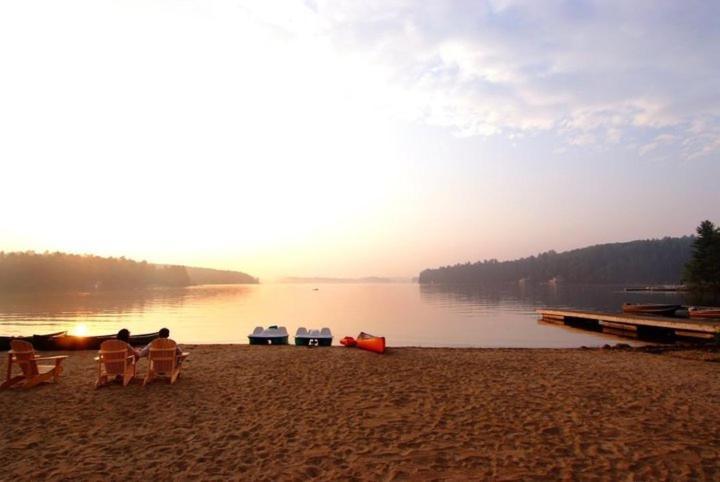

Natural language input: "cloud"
[639,133,676,156]
[247,0,720,159]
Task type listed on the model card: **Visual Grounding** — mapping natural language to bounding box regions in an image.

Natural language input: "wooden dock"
[623,285,687,292]
[537,309,720,341]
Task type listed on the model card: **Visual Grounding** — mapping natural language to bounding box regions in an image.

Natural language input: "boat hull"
[294,337,332,346]
[355,332,386,354]
[0,331,67,351]
[622,303,680,317]
[689,308,720,319]
[248,325,289,345]
[248,336,288,345]
[33,332,159,351]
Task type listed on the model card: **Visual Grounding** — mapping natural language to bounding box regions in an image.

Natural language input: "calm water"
[0,283,689,348]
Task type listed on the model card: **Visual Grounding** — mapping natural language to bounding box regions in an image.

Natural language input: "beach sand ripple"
[2,346,720,480]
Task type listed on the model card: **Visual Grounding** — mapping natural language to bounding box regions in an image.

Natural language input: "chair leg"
[5,356,12,386]
[53,364,63,383]
[143,369,153,386]
[24,373,52,389]
[24,379,39,389]
[1,375,26,390]
[96,363,104,389]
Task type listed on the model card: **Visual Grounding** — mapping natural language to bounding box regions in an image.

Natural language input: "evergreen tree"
[684,220,720,289]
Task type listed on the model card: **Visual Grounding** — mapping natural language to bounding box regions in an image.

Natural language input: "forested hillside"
[0,251,258,290]
[0,252,189,290]
[419,237,693,285]
[186,266,258,284]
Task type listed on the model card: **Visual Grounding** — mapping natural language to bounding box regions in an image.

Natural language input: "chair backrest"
[99,340,132,375]
[252,327,263,335]
[148,338,177,374]
[10,340,38,377]
[278,326,288,336]
[296,327,307,336]
[320,328,332,337]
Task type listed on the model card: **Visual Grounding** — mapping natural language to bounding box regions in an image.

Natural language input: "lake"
[0,282,694,347]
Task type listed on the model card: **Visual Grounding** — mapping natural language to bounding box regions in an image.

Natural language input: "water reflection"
[420,283,686,313]
[0,288,187,319]
[0,283,708,347]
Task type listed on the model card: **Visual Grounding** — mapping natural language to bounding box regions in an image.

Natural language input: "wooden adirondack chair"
[95,340,137,388]
[1,340,68,389]
[143,338,188,386]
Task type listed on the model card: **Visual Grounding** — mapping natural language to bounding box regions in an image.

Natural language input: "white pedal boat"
[248,326,289,345]
[294,327,333,346]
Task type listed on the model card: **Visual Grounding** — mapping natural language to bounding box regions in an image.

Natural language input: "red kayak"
[356,332,386,354]
[341,332,386,354]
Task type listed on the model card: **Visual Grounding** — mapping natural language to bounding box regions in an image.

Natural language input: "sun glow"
[1,1,717,280]
[0,0,409,279]
[70,324,89,337]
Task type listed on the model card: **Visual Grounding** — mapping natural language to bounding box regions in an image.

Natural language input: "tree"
[684,220,720,290]
[418,237,694,285]
[0,251,193,291]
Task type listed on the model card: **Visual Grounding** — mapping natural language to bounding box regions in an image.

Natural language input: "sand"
[2,345,720,481]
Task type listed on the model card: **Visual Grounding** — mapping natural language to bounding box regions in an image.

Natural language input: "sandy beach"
[2,345,720,481]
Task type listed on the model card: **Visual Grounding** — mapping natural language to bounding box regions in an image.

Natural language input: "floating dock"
[537,309,720,341]
[624,285,687,292]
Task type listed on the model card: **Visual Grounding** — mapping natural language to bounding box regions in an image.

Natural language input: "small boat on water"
[248,326,289,345]
[294,327,332,346]
[341,332,386,354]
[0,331,158,351]
[622,303,681,317]
[688,307,720,319]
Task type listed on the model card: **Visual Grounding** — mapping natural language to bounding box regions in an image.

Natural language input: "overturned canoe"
[354,332,386,354]
[622,303,681,316]
[35,332,159,351]
[248,326,288,345]
[0,331,158,351]
[0,331,67,351]
[295,327,332,346]
[688,307,720,319]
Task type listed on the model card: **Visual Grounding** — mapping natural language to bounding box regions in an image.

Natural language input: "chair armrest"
[95,355,136,363]
[34,355,68,361]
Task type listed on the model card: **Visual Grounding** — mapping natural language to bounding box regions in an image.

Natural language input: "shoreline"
[2,346,720,480]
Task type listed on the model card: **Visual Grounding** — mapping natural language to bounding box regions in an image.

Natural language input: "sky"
[0,0,718,280]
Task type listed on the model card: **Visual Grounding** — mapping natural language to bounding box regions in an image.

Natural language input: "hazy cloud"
[253,0,720,159]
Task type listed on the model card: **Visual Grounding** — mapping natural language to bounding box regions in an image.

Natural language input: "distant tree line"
[419,237,694,285]
[0,251,190,291]
[684,220,720,290]
[185,266,259,285]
